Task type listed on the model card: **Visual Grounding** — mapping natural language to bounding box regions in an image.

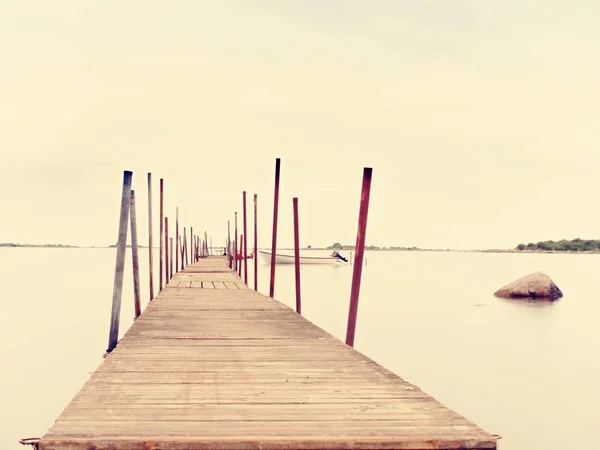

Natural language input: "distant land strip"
[3,238,600,254]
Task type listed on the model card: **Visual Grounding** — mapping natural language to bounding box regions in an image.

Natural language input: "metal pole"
[293,197,301,315]
[238,235,243,277]
[234,212,238,274]
[254,194,258,291]
[169,237,173,279]
[345,167,373,348]
[269,158,281,298]
[269,158,281,297]
[243,191,248,284]
[159,178,163,291]
[183,228,188,267]
[176,207,179,273]
[164,217,169,284]
[130,190,141,319]
[107,170,132,354]
[190,227,193,264]
[227,221,232,268]
[180,235,184,267]
[147,173,154,301]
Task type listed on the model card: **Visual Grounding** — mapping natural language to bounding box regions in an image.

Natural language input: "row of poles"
[106,171,213,355]
[225,158,373,348]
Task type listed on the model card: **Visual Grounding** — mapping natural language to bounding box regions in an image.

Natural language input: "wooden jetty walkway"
[39,257,499,450]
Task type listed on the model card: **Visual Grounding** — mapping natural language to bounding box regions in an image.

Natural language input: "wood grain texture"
[39,257,499,450]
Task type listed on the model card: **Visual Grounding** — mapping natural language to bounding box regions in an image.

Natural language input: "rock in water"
[494,272,563,300]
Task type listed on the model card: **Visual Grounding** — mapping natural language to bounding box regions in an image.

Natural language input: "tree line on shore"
[516,238,600,252]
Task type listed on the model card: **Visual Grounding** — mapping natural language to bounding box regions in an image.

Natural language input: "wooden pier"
[39,257,499,450]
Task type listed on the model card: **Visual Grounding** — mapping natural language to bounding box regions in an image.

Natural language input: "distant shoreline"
[2,244,599,255]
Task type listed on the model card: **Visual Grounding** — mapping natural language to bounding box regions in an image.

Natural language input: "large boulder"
[494,272,563,300]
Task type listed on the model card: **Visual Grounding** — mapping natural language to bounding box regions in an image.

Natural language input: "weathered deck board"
[39,257,499,450]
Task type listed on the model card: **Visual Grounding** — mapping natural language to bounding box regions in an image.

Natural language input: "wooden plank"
[38,256,499,450]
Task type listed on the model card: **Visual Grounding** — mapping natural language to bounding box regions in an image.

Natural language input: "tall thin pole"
[190,227,193,264]
[253,194,258,291]
[164,217,169,285]
[159,178,164,291]
[180,235,184,267]
[107,170,132,354]
[345,168,373,348]
[269,158,281,298]
[234,212,238,274]
[183,228,188,267]
[147,173,154,301]
[130,190,141,319]
[293,197,301,315]
[227,221,232,268]
[176,207,179,273]
[238,235,243,277]
[169,237,173,279]
[243,191,248,284]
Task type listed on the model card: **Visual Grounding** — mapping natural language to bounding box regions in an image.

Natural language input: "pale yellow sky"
[1,1,599,249]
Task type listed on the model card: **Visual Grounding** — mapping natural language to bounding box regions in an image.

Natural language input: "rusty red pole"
[175,207,179,273]
[253,194,258,291]
[180,236,185,265]
[169,237,173,279]
[238,235,243,277]
[184,228,188,266]
[164,217,169,285]
[345,168,373,348]
[107,170,132,354]
[130,190,141,319]
[234,212,238,274]
[159,178,164,291]
[243,191,248,284]
[147,173,154,301]
[293,197,301,315]
[269,158,281,298]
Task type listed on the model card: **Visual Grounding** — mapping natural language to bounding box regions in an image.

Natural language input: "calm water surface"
[1,248,599,449]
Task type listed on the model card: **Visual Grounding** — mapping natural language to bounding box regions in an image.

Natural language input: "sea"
[1,248,599,449]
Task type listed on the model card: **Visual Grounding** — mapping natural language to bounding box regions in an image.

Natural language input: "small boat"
[259,251,347,265]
